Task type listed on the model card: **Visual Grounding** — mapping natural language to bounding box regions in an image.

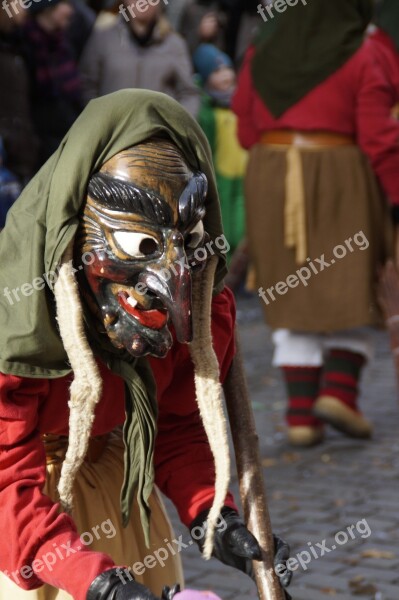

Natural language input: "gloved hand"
[190,507,292,588]
[86,568,181,600]
[161,585,181,600]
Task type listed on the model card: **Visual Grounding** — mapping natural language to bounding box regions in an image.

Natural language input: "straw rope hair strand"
[54,260,102,512]
[189,256,231,559]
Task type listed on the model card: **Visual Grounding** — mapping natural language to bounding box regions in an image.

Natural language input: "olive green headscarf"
[0,90,226,541]
[251,0,373,118]
[374,0,399,52]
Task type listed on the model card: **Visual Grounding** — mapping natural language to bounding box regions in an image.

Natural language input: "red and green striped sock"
[282,366,323,428]
[320,349,365,413]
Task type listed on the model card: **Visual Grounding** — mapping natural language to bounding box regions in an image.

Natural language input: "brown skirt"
[245,144,393,332]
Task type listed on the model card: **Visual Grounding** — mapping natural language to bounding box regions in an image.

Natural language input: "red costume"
[232,41,399,204]
[0,290,236,600]
[368,28,399,104]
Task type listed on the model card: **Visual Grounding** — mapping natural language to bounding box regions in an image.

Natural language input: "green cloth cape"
[375,0,399,52]
[0,90,226,543]
[251,0,373,118]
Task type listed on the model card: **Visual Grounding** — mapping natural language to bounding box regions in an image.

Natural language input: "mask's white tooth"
[127,296,138,308]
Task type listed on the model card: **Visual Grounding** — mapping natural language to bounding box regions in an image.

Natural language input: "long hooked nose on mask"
[138,232,193,343]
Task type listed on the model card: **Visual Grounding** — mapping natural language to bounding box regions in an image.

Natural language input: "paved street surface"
[165,293,399,600]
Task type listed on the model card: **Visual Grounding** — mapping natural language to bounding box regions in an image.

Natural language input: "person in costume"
[232,0,399,447]
[193,44,247,260]
[0,90,291,600]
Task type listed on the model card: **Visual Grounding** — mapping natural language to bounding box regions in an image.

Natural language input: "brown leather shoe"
[313,395,372,439]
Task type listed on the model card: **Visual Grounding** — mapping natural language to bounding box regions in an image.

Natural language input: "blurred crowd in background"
[0,0,260,244]
[2,0,399,446]
[0,0,267,256]
[2,0,396,250]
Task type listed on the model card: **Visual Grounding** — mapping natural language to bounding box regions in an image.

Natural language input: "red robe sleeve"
[0,374,115,600]
[368,30,399,103]
[150,287,238,526]
[356,40,399,206]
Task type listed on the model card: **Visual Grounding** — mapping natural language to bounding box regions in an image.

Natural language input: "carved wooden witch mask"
[75,138,210,358]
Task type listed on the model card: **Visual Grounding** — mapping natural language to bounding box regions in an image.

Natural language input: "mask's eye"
[185,220,204,249]
[113,231,159,258]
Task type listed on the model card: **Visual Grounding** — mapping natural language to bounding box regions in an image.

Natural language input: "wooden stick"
[223,332,286,600]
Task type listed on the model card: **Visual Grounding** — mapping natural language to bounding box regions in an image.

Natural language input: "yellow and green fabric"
[198,94,247,259]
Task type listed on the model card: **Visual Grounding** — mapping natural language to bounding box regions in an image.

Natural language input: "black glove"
[190,507,292,588]
[161,585,181,600]
[86,568,181,600]
[274,535,292,589]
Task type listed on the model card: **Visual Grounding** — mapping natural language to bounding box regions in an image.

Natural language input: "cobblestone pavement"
[165,294,399,600]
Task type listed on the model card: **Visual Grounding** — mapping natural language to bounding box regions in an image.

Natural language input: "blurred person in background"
[66,0,96,61]
[179,0,227,57]
[24,0,84,166]
[79,0,199,116]
[0,6,38,183]
[193,44,247,260]
[179,0,262,64]
[223,0,264,65]
[165,0,191,30]
[232,0,399,447]
[93,0,119,28]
